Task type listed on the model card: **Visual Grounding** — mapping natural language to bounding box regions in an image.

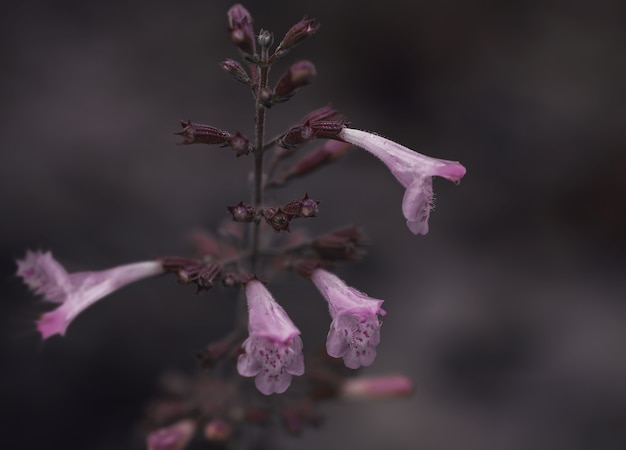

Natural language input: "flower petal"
[402,177,432,235]
[16,251,71,303]
[36,309,68,339]
[326,324,350,358]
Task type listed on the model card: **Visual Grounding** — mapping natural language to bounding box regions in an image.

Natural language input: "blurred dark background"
[1,0,625,449]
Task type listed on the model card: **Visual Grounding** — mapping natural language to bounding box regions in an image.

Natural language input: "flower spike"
[237,278,304,395]
[310,268,386,369]
[337,128,466,235]
[16,250,164,339]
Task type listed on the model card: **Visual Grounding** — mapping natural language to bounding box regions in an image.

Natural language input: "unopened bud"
[299,194,319,217]
[228,132,251,156]
[312,226,367,261]
[281,401,321,435]
[293,259,321,278]
[257,29,273,48]
[190,230,223,259]
[258,87,274,107]
[279,141,352,183]
[195,263,222,292]
[168,259,222,293]
[220,59,251,85]
[222,272,240,287]
[274,60,317,102]
[227,201,256,222]
[278,125,314,149]
[147,419,195,450]
[297,105,341,125]
[227,4,256,56]
[341,375,413,399]
[263,207,291,232]
[204,419,233,443]
[175,120,231,145]
[196,340,231,369]
[275,16,320,57]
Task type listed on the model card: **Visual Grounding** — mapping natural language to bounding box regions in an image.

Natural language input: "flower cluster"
[15,3,466,447]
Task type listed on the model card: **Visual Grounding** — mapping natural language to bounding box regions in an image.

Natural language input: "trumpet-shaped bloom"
[310,268,386,369]
[237,279,304,395]
[338,128,466,235]
[16,250,164,339]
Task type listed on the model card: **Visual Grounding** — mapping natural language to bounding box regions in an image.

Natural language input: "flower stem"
[250,49,270,273]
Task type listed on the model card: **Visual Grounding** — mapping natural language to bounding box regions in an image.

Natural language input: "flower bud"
[221,272,240,287]
[227,201,256,222]
[189,230,223,259]
[275,16,320,57]
[163,258,222,293]
[204,419,233,443]
[277,125,314,149]
[340,375,413,399]
[175,120,231,145]
[299,194,319,217]
[277,141,352,184]
[262,207,291,232]
[258,87,274,107]
[297,105,341,125]
[227,4,256,56]
[257,29,273,48]
[227,132,251,156]
[147,419,195,450]
[312,226,367,261]
[273,60,317,102]
[194,263,223,292]
[281,400,321,434]
[220,59,251,85]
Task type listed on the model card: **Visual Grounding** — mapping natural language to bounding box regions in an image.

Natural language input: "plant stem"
[249,50,270,273]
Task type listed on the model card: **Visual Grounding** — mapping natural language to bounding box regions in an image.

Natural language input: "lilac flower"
[338,128,466,235]
[310,268,386,369]
[237,279,304,395]
[16,250,164,339]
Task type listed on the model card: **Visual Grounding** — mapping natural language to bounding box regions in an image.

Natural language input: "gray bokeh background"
[1,0,625,449]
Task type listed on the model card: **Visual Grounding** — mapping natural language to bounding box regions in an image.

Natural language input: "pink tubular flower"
[237,279,304,395]
[341,375,413,399]
[16,250,164,339]
[310,268,386,369]
[338,128,466,235]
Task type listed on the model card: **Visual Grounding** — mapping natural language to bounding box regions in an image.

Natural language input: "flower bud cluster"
[263,194,320,232]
